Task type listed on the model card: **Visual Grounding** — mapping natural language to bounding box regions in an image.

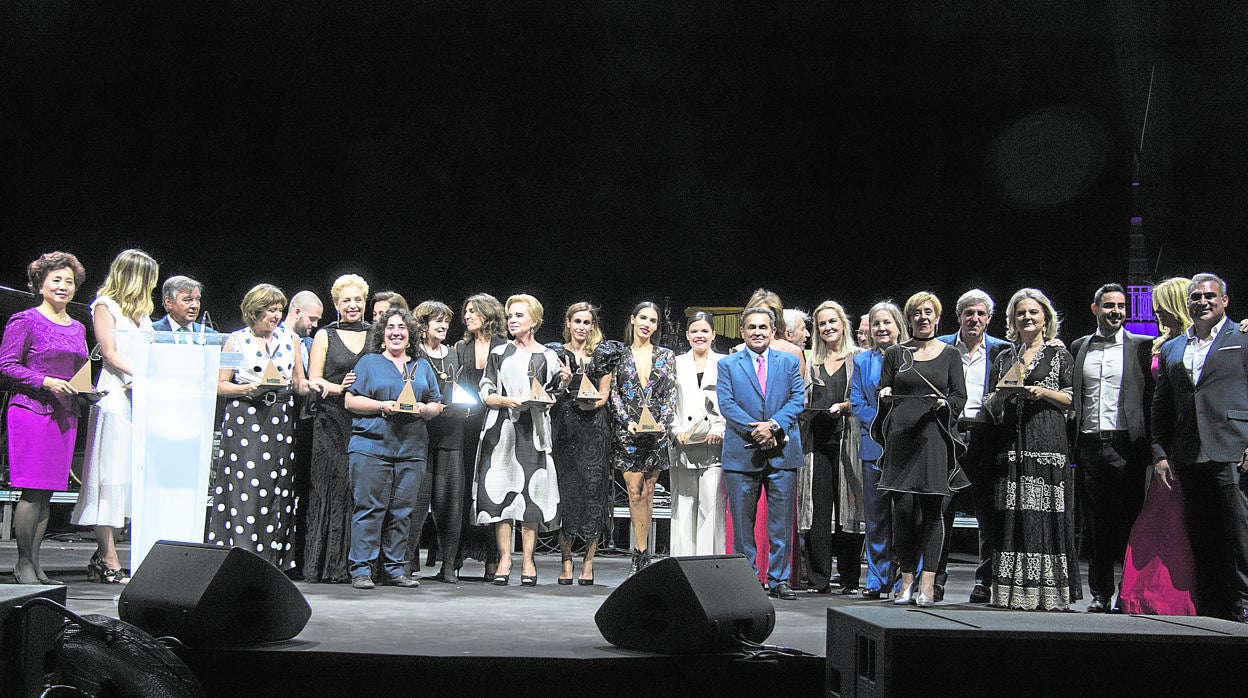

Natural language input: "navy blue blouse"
[347,352,442,460]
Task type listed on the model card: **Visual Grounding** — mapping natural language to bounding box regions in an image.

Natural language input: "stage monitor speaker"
[827,606,1246,696]
[1,585,69,698]
[118,541,310,646]
[595,554,774,654]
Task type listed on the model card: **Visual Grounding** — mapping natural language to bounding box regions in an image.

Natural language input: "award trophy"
[523,361,555,408]
[636,387,663,433]
[995,356,1029,392]
[394,361,421,413]
[69,360,107,403]
[575,364,601,402]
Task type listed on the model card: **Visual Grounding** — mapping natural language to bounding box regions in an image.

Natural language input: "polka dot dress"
[205,325,298,569]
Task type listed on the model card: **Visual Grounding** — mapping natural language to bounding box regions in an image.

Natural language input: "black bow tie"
[1090,334,1114,344]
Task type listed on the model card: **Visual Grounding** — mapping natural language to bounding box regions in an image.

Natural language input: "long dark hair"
[623,300,662,346]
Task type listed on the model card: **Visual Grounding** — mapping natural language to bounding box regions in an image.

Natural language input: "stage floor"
[6,540,1113,660]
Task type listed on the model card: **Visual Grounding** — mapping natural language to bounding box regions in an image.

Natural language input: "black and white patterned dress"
[988,345,1082,611]
[205,326,299,569]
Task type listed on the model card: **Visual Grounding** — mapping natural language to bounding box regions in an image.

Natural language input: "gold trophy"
[69,361,107,403]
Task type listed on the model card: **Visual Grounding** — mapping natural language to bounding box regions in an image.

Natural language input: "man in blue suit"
[1152,273,1248,622]
[937,289,1009,603]
[718,307,806,600]
[152,275,217,335]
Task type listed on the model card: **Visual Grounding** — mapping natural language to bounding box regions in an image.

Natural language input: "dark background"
[3,1,1245,343]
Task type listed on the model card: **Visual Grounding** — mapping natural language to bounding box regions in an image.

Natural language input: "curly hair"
[27,251,86,295]
[368,307,422,356]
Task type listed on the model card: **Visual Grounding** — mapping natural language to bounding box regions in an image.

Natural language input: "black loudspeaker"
[1,585,68,698]
[827,606,1247,696]
[594,555,775,654]
[118,541,310,646]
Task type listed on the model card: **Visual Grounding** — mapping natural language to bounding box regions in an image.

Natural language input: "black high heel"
[558,551,573,585]
[492,574,510,586]
[521,573,538,587]
[87,552,129,585]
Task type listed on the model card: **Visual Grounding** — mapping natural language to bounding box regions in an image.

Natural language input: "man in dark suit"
[937,289,1010,603]
[1152,272,1248,622]
[1071,283,1153,612]
[152,275,217,334]
[717,307,806,600]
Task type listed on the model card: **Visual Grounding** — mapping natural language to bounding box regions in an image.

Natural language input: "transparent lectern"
[121,329,236,569]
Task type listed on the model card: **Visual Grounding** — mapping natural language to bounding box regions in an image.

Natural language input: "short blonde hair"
[97,249,159,324]
[506,294,544,331]
[811,300,855,364]
[240,284,287,326]
[331,274,369,303]
[903,291,942,334]
[1004,288,1061,342]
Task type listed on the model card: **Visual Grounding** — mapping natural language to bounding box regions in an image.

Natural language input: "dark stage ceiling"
[3,2,1245,338]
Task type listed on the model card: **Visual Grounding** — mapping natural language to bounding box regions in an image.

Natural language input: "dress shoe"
[839,585,861,595]
[769,583,797,600]
[933,584,945,603]
[1086,595,1110,613]
[893,582,915,606]
[968,583,991,604]
[861,588,885,599]
[915,591,934,608]
[351,576,375,590]
[383,575,420,588]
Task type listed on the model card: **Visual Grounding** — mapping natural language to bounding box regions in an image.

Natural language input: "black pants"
[1075,432,1148,600]
[806,439,864,590]
[947,423,998,585]
[1176,460,1248,618]
[892,492,947,577]
[407,447,465,574]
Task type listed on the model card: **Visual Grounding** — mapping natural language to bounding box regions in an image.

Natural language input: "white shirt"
[1185,316,1228,463]
[1080,328,1124,433]
[954,335,988,422]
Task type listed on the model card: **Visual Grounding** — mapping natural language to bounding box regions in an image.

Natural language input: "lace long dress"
[988,345,1083,611]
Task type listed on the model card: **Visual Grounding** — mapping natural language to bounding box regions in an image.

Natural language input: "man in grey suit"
[1071,283,1153,612]
[1152,272,1248,622]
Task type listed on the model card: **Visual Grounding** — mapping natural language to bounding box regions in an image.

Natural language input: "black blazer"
[1151,321,1248,466]
[1071,330,1153,445]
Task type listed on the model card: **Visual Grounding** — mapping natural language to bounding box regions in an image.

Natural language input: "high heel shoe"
[558,552,574,585]
[893,582,915,606]
[492,573,510,586]
[915,591,935,608]
[520,574,537,587]
[87,552,129,584]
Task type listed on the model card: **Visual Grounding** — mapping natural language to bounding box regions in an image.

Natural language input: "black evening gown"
[302,327,367,582]
[548,343,613,542]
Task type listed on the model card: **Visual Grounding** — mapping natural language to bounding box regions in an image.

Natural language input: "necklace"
[424,345,450,380]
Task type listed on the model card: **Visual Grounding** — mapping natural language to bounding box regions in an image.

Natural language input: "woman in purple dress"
[0,252,88,584]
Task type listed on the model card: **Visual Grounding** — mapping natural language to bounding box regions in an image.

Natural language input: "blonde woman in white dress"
[71,249,159,584]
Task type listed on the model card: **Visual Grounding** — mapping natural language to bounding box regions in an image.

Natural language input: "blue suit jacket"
[717,348,805,472]
[1152,320,1248,466]
[850,349,884,461]
[152,315,217,334]
[936,332,1010,397]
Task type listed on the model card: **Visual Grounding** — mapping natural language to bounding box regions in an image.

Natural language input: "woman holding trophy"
[473,294,570,586]
[606,301,678,575]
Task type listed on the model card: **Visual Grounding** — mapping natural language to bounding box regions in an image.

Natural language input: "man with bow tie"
[1071,283,1153,613]
[1152,272,1248,622]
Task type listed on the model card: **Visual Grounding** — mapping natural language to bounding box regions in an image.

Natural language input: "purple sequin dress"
[0,308,88,490]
